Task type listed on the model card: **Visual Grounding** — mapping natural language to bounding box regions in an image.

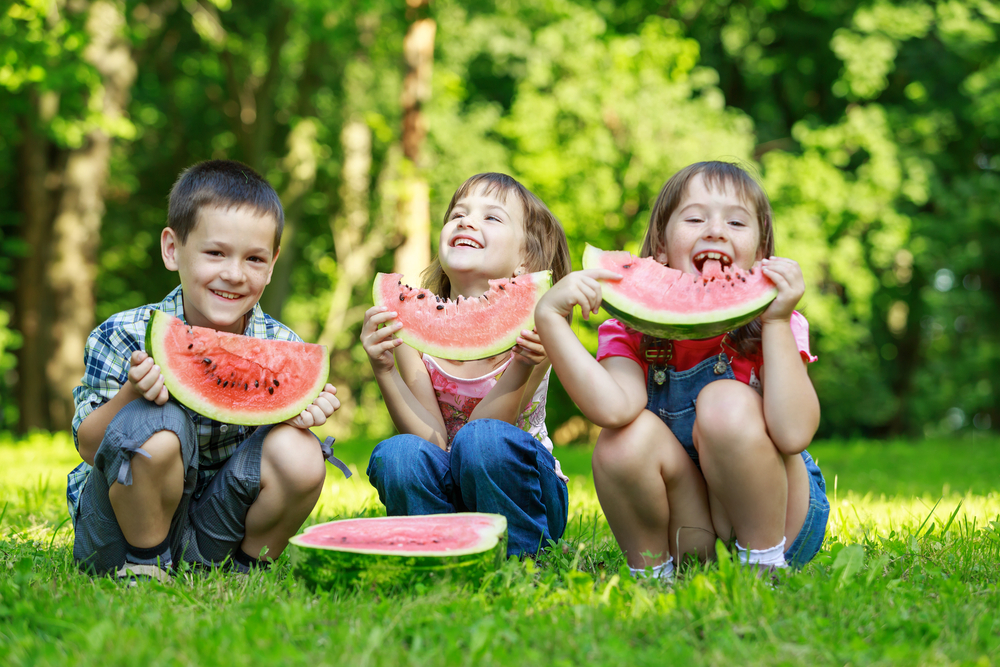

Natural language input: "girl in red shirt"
[536,161,828,581]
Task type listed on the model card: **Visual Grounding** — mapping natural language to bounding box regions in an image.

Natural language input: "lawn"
[2,432,999,666]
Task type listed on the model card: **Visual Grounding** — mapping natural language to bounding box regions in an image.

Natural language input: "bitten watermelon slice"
[290,513,508,589]
[372,271,552,360]
[582,244,777,339]
[145,311,329,425]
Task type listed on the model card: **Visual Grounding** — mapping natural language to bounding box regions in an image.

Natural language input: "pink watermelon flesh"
[372,270,551,360]
[145,311,329,425]
[582,244,777,339]
[291,513,507,557]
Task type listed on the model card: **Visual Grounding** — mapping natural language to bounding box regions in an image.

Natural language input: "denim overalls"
[644,338,830,567]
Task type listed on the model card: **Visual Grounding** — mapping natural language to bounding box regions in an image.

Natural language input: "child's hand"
[512,329,547,366]
[361,305,403,375]
[536,269,621,321]
[284,384,340,429]
[128,350,170,405]
[760,256,805,323]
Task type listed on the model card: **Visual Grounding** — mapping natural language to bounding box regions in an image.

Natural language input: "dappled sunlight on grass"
[827,490,1000,545]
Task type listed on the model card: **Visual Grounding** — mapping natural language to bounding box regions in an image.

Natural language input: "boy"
[68,159,339,582]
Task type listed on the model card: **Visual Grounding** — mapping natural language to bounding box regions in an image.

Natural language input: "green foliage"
[1,0,997,438]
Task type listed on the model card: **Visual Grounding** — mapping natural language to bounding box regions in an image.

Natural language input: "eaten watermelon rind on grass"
[145,310,329,425]
[289,513,508,589]
[582,244,778,340]
[372,271,552,361]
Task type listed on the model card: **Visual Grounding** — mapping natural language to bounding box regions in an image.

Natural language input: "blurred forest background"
[0,0,997,444]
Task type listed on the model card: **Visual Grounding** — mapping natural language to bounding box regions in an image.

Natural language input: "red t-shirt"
[596,312,817,390]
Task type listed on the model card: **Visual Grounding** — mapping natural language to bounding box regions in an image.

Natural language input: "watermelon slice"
[582,244,777,339]
[289,513,508,589]
[145,311,329,425]
[372,271,552,360]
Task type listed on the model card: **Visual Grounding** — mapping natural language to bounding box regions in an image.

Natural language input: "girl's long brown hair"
[641,161,775,359]
[421,173,572,296]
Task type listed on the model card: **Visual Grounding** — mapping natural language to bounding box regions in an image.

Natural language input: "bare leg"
[593,410,715,569]
[693,380,810,550]
[109,429,184,548]
[241,425,326,561]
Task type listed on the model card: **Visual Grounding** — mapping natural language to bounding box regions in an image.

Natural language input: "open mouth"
[451,237,484,249]
[212,290,242,300]
[692,251,732,274]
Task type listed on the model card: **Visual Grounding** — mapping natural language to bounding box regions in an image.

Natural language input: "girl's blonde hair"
[421,173,572,296]
[641,161,775,357]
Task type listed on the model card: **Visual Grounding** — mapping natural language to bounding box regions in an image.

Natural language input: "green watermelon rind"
[145,310,330,425]
[582,244,778,340]
[289,513,508,590]
[372,271,552,361]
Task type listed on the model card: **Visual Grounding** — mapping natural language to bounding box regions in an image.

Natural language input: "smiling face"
[660,172,762,275]
[161,205,280,333]
[437,184,527,297]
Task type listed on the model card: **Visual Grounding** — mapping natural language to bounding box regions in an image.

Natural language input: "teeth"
[213,291,241,300]
[694,251,731,265]
[454,238,483,249]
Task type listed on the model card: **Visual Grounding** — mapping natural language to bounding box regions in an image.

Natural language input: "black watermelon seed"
[623,264,632,269]
[417,293,425,299]
[244,383,249,390]
[749,267,754,275]
[273,379,279,387]
[436,304,444,310]
[499,285,505,290]
[741,277,746,282]
[187,344,193,349]
[203,358,211,364]
[223,381,228,388]
[230,372,234,378]
[254,380,259,388]
[399,294,405,301]
[268,386,274,395]
[211,363,217,371]
[216,378,221,385]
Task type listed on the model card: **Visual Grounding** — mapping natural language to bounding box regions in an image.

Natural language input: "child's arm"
[361,306,449,449]
[468,331,549,424]
[77,350,169,465]
[535,270,648,427]
[758,257,820,454]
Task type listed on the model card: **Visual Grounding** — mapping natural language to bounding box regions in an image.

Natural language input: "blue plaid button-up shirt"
[67,286,301,517]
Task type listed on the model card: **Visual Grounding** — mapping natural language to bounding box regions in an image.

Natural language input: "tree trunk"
[13,107,60,431]
[393,15,435,285]
[46,0,137,429]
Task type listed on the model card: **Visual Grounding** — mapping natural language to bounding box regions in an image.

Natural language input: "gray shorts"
[73,400,272,574]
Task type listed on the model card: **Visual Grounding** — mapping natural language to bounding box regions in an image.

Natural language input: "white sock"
[629,557,675,581]
[736,537,788,568]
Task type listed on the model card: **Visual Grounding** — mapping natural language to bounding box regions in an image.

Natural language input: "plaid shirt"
[67,286,301,517]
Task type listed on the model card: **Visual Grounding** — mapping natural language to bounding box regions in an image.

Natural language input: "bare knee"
[694,381,764,455]
[124,429,183,482]
[593,411,679,483]
[261,425,326,495]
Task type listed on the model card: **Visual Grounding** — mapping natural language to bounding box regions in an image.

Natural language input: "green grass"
[2,432,1000,666]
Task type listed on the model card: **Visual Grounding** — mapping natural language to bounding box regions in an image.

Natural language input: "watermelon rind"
[289,513,508,590]
[582,244,777,340]
[145,310,330,425]
[372,271,552,361]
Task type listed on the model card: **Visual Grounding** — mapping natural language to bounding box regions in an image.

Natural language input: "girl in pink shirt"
[536,161,828,581]
[361,173,572,557]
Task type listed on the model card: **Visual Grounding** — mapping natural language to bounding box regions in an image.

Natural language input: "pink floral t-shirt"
[422,354,567,482]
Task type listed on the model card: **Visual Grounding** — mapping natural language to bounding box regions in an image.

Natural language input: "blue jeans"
[366,419,568,557]
[646,352,830,567]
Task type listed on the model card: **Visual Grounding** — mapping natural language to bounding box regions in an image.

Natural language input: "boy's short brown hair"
[167,160,284,251]
[422,172,572,296]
